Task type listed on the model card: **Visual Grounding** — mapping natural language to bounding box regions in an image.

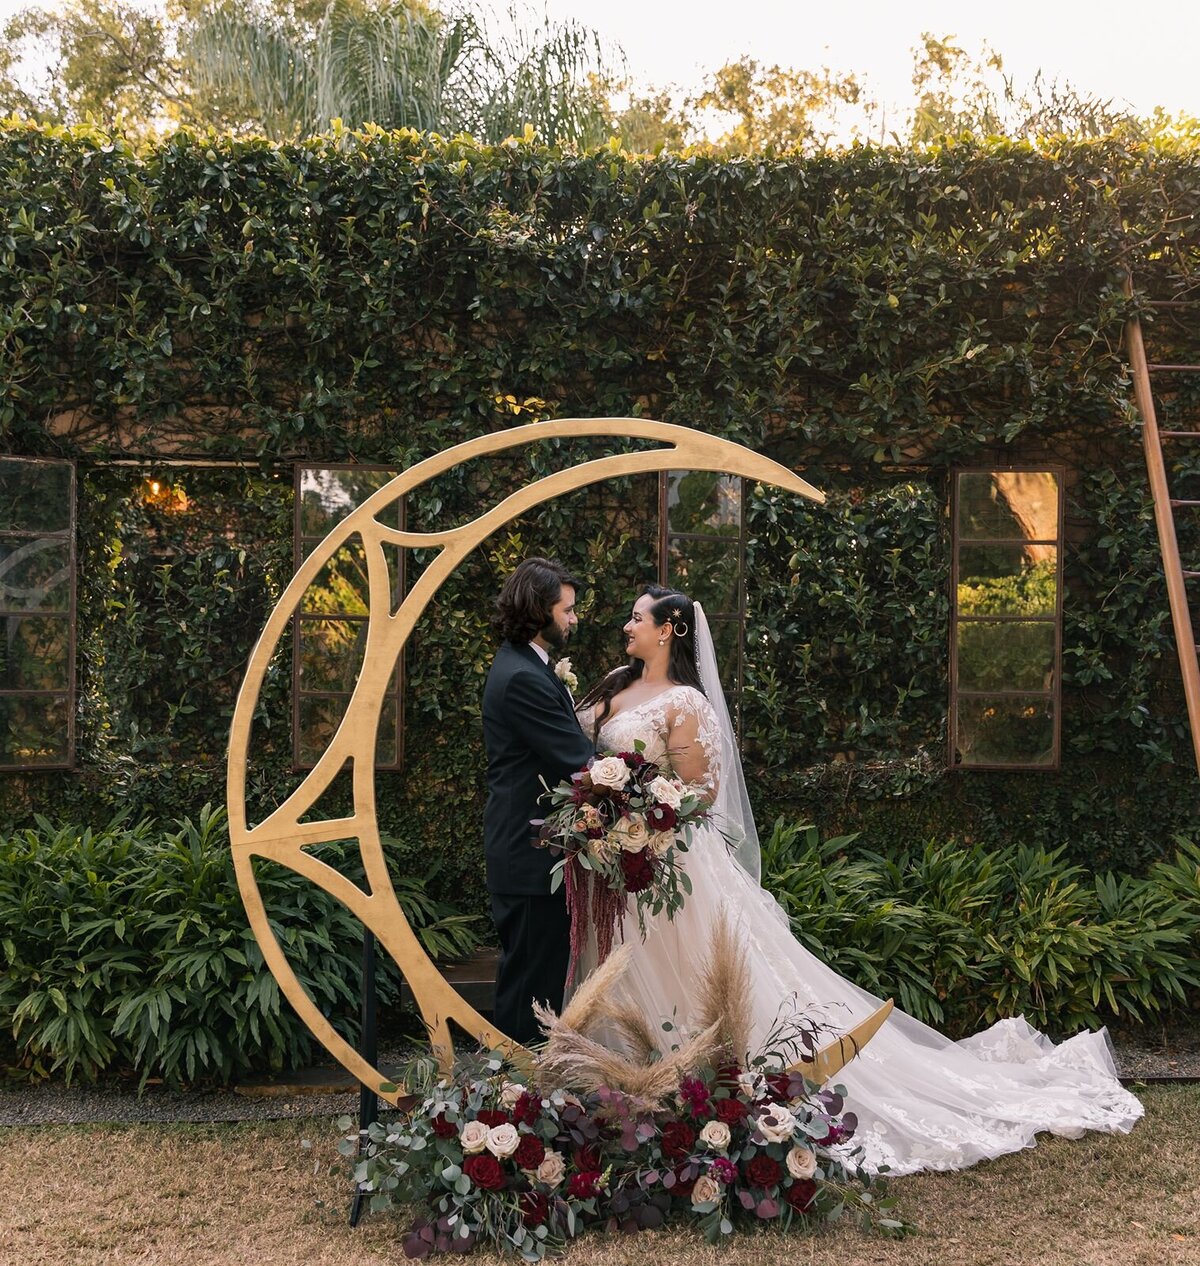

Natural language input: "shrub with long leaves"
[0,804,482,1085]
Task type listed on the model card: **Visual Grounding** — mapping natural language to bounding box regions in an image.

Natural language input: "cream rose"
[786,1145,817,1180]
[648,775,686,809]
[648,829,674,856]
[756,1103,798,1144]
[459,1120,490,1154]
[699,1120,731,1151]
[536,1149,566,1187]
[589,755,632,790]
[610,813,650,852]
[691,1175,721,1206]
[485,1123,520,1158]
[737,1071,764,1100]
[499,1081,525,1108]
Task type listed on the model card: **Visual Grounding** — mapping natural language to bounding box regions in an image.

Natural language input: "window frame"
[0,456,77,771]
[948,465,1065,772]
[292,464,405,773]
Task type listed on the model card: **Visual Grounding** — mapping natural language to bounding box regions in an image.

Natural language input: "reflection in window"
[950,470,1062,769]
[294,467,404,770]
[0,457,75,768]
[660,471,745,715]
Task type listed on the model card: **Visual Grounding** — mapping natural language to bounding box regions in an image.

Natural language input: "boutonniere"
[554,657,578,693]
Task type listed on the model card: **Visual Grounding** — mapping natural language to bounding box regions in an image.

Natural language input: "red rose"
[766,1073,795,1102]
[567,1170,601,1200]
[659,1120,696,1161]
[462,1154,505,1191]
[514,1134,546,1170]
[475,1109,509,1128]
[431,1112,458,1139]
[646,803,677,831]
[511,1091,541,1128]
[619,847,656,893]
[745,1154,782,1188]
[785,1178,817,1212]
[573,1143,601,1173]
[714,1097,748,1125]
[519,1191,549,1227]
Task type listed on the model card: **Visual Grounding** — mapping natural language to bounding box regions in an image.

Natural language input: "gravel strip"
[2,1031,1196,1127]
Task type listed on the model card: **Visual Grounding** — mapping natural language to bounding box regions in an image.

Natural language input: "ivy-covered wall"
[2,120,1199,909]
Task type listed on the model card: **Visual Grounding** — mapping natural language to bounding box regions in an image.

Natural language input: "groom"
[482,557,595,1045]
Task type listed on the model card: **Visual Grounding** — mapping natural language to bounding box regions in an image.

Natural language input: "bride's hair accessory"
[692,600,761,884]
[668,607,690,637]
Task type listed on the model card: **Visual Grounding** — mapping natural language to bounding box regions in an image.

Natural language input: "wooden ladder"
[1123,277,1200,778]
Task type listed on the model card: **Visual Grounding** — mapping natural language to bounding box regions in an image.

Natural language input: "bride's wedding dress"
[576,682,1142,1176]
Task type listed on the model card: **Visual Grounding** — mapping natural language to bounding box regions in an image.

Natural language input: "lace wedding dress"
[575,683,1142,1176]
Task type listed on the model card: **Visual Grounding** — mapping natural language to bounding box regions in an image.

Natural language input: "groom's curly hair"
[492,556,579,643]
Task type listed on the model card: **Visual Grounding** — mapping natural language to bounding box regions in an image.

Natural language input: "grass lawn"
[1,1085,1198,1266]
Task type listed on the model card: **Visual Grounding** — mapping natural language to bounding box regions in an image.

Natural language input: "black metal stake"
[349,928,379,1227]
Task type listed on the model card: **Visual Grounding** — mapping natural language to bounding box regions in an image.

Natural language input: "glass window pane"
[298,468,398,537]
[957,621,1057,692]
[958,545,1057,616]
[297,669,401,767]
[0,538,72,612]
[668,537,740,612]
[298,618,369,692]
[301,541,370,615]
[956,471,1060,541]
[0,694,69,766]
[955,695,1055,767]
[666,471,742,537]
[0,459,73,534]
[0,616,69,689]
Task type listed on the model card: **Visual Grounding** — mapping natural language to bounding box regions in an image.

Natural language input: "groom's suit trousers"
[489,891,572,1046]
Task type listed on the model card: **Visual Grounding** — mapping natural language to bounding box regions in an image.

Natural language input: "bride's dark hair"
[577,585,704,740]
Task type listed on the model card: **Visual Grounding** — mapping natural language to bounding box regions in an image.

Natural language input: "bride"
[570,584,1143,1176]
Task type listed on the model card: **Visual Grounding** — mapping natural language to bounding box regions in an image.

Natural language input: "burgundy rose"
[671,1166,696,1199]
[514,1134,546,1170]
[784,1178,817,1212]
[646,802,678,831]
[660,1120,696,1161]
[475,1109,509,1128]
[567,1170,602,1200]
[462,1154,505,1191]
[619,847,656,893]
[714,1097,748,1126]
[745,1154,782,1188]
[572,1142,601,1173]
[765,1073,795,1102]
[511,1091,541,1128]
[618,750,647,768]
[518,1191,549,1227]
[431,1112,458,1139]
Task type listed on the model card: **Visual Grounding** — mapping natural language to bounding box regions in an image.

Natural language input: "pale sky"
[2,0,1195,129]
[540,0,1196,126]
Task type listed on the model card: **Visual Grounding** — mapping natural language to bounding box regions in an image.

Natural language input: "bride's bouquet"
[535,741,709,978]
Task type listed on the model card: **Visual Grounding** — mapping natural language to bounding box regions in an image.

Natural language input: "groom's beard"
[540,619,570,653]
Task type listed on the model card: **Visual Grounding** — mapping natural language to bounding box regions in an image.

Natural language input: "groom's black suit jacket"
[482,640,595,895]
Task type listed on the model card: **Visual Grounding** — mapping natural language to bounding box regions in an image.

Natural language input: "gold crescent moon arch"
[227,419,883,1103]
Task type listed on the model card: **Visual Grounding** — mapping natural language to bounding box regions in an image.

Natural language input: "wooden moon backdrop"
[227,419,888,1103]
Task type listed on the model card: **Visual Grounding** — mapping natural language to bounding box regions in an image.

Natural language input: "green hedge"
[1,121,1199,900]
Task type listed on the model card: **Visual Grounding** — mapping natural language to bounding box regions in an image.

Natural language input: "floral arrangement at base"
[344,1048,907,1261]
[534,740,710,977]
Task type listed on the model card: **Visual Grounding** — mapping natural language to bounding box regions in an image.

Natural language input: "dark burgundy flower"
[819,1123,847,1146]
[511,1091,541,1128]
[572,1142,602,1172]
[518,1191,549,1227]
[709,1157,738,1185]
[462,1153,505,1191]
[618,750,647,768]
[475,1109,509,1128]
[671,1166,696,1199]
[567,1170,602,1200]
[784,1178,817,1212]
[431,1112,458,1139]
[715,1063,741,1086]
[514,1134,546,1170]
[714,1097,748,1126]
[660,1120,696,1161]
[765,1073,796,1102]
[678,1076,711,1118]
[619,847,656,893]
[745,1154,782,1188]
[646,803,678,831]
